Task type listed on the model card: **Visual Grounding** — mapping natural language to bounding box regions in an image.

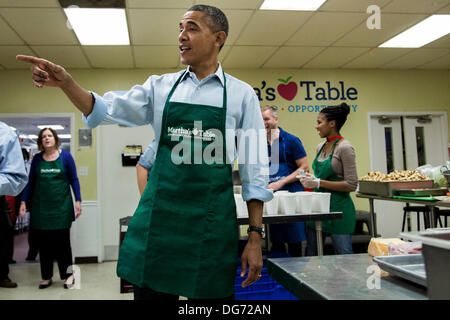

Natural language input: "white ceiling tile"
[235,11,313,46]
[418,53,450,69]
[0,16,25,45]
[83,46,134,68]
[0,8,79,45]
[223,46,278,68]
[0,0,59,7]
[382,0,449,13]
[193,0,264,10]
[127,0,194,9]
[424,34,450,48]
[303,47,369,68]
[286,12,367,46]
[342,48,413,68]
[221,9,254,45]
[319,0,392,12]
[382,48,450,69]
[334,13,428,47]
[0,45,35,69]
[263,46,324,68]
[128,9,185,45]
[134,46,179,68]
[31,46,90,69]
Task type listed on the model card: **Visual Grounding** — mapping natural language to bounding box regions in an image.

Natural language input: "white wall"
[98,124,155,260]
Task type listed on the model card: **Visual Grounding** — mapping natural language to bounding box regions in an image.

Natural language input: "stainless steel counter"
[267,253,428,300]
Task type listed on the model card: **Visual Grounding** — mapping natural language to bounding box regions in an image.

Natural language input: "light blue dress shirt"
[0,121,28,196]
[83,65,273,202]
[137,139,157,171]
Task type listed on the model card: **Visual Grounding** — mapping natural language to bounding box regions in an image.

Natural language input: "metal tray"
[393,188,448,197]
[373,254,427,287]
[358,180,434,197]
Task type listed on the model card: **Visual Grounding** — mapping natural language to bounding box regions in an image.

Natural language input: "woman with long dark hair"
[20,128,81,289]
[300,103,358,255]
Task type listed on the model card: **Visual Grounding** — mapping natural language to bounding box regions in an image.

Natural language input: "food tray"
[393,188,448,197]
[373,254,427,287]
[400,229,450,299]
[358,180,434,197]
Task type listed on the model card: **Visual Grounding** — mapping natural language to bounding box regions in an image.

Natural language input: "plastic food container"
[311,192,331,213]
[234,194,248,217]
[264,196,279,216]
[295,192,313,214]
[277,193,297,215]
[400,228,450,300]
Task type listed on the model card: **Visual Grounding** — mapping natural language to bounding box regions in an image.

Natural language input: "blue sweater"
[21,149,82,203]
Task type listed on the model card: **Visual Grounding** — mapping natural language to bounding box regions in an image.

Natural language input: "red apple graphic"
[277,76,297,101]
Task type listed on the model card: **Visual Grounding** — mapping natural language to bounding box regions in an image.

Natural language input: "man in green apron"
[17,5,273,300]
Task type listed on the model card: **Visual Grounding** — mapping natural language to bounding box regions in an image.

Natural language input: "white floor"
[0,261,134,300]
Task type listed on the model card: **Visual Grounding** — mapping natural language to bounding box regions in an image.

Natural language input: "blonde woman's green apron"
[117,71,238,299]
[307,139,356,234]
[31,153,74,230]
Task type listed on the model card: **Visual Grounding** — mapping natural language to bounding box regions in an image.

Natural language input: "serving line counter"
[237,212,342,257]
[267,253,427,300]
[355,193,450,237]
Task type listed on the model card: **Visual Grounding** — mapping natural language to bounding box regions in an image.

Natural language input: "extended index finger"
[16,54,48,66]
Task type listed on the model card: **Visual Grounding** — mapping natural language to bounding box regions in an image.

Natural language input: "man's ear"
[215,30,227,49]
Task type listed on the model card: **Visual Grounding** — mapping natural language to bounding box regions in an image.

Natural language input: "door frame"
[367,111,448,172]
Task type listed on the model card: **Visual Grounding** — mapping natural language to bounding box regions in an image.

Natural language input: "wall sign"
[253,76,359,113]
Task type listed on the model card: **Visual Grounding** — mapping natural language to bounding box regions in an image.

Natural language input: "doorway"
[0,113,74,264]
[367,112,448,237]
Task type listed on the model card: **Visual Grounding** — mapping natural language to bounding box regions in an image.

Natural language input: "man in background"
[0,121,28,288]
[262,105,309,257]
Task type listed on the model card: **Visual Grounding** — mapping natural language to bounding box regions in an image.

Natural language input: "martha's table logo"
[168,126,217,142]
[253,76,359,112]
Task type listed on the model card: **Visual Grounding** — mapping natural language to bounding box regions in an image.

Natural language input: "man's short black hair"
[188,4,229,37]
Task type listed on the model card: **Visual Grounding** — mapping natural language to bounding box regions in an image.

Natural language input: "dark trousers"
[271,241,303,257]
[0,214,12,280]
[35,229,73,280]
[26,228,39,260]
[133,285,235,301]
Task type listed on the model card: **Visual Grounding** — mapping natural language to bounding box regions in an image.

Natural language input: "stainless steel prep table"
[267,253,428,300]
[356,193,450,237]
[237,212,342,256]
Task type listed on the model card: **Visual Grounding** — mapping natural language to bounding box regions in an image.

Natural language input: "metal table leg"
[315,221,323,256]
[369,198,377,237]
[429,206,436,228]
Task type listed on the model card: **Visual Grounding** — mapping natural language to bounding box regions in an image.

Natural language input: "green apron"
[117,70,238,299]
[31,152,74,230]
[307,139,356,234]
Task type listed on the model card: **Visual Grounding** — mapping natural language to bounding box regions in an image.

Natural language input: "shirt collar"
[181,63,225,87]
[278,126,286,140]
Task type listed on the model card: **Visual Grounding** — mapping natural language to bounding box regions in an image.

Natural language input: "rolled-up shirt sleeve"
[338,143,358,191]
[82,78,155,129]
[138,139,157,170]
[237,88,273,203]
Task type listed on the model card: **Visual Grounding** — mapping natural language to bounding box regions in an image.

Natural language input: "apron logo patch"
[168,126,217,142]
[41,168,61,174]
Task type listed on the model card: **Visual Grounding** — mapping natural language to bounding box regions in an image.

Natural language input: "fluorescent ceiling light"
[28,135,38,139]
[38,125,64,130]
[64,8,130,45]
[59,134,72,139]
[379,15,450,48]
[260,0,327,11]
